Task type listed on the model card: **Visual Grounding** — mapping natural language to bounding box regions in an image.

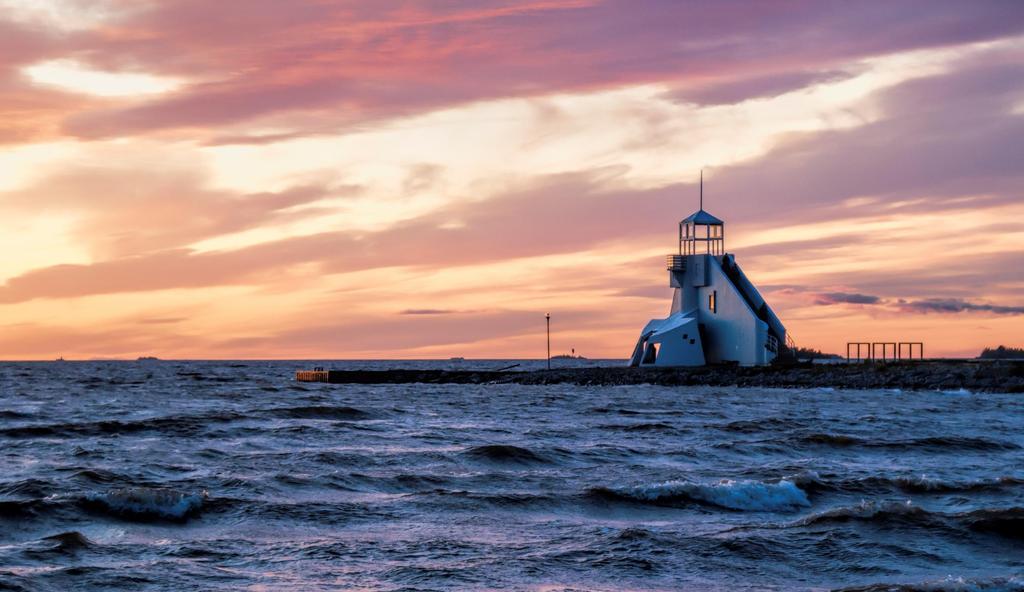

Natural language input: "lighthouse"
[629,174,788,367]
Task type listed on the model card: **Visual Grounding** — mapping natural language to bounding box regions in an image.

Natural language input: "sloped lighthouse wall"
[665,254,772,366]
[696,256,771,366]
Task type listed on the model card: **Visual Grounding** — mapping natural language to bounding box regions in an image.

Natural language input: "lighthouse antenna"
[699,169,703,210]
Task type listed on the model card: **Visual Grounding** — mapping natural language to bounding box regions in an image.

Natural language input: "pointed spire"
[699,169,703,210]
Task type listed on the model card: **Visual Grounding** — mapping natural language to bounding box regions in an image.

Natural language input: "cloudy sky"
[1,0,1022,360]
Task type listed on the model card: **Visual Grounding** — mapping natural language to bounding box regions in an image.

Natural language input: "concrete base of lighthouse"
[629,312,706,367]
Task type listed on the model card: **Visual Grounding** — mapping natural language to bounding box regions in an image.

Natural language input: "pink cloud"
[0,20,94,143]
[45,0,1024,140]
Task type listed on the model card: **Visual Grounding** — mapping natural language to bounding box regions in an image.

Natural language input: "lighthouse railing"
[666,255,685,271]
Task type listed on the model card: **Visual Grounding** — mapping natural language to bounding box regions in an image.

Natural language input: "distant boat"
[449,357,465,362]
[55,356,65,362]
[551,354,587,360]
[137,356,160,361]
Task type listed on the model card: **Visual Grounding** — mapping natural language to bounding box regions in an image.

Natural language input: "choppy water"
[1,361,1022,591]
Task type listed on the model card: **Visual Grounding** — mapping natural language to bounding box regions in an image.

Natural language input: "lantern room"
[679,208,724,256]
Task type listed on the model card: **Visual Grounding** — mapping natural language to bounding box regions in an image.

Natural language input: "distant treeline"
[793,347,841,360]
[979,346,1024,359]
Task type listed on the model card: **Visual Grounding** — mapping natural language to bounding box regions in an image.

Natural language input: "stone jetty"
[295,360,1024,393]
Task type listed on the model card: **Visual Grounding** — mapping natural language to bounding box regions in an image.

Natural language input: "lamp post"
[545,313,551,370]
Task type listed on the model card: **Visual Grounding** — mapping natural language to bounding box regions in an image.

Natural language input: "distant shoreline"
[297,360,1024,393]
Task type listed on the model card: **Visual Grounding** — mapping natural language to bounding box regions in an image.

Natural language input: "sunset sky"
[1,0,1023,360]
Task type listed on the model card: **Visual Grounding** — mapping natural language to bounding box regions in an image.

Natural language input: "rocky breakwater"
[298,361,1024,392]
[504,360,1024,392]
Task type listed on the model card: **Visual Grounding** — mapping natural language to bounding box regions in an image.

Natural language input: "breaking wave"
[82,487,207,521]
[590,478,811,512]
[833,574,1024,591]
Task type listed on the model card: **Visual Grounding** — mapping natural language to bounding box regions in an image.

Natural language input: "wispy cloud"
[814,292,882,305]
[810,292,1024,316]
[31,0,1024,140]
[897,298,1024,315]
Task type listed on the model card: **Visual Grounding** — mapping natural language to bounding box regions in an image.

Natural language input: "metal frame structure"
[872,342,897,361]
[848,341,925,362]
[847,342,871,361]
[897,342,924,360]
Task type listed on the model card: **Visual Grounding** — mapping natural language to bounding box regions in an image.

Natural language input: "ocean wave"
[834,574,1024,591]
[209,497,376,525]
[0,498,48,519]
[597,421,678,432]
[590,478,811,512]
[39,531,94,554]
[798,501,1024,540]
[800,433,865,446]
[881,475,1024,494]
[790,472,1024,496]
[0,412,244,439]
[71,468,136,485]
[0,410,32,419]
[718,417,805,433]
[388,473,452,491]
[964,507,1024,539]
[83,487,206,521]
[0,477,53,498]
[798,500,940,529]
[461,444,552,465]
[410,488,559,510]
[15,530,96,563]
[797,433,1019,451]
[263,405,372,420]
[588,406,685,416]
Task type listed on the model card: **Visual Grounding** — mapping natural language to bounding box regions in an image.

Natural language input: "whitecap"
[626,478,811,512]
[849,574,1024,592]
[86,487,206,520]
[786,470,823,488]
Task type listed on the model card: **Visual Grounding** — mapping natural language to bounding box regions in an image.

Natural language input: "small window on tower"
[709,290,717,313]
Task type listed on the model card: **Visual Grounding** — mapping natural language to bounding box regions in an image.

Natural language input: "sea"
[1,360,1021,591]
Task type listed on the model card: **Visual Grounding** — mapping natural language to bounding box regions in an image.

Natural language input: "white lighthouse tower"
[629,174,788,367]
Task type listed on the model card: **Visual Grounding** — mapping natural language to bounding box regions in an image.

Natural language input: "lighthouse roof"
[682,209,724,225]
